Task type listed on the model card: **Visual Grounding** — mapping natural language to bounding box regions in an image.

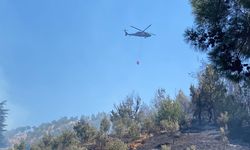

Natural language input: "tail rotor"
[124,30,128,36]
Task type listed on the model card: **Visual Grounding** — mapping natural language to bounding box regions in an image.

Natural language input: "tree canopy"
[190,65,227,123]
[185,0,250,82]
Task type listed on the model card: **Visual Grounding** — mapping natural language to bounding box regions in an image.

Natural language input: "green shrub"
[73,120,97,143]
[105,139,128,150]
[156,99,182,124]
[100,116,111,135]
[13,140,26,150]
[128,121,141,140]
[142,117,157,134]
[160,120,179,134]
[112,120,126,138]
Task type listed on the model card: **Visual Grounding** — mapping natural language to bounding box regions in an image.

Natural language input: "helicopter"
[124,24,155,38]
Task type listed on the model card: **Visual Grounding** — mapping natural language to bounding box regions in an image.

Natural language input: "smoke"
[0,68,8,102]
[0,68,29,130]
[6,102,30,130]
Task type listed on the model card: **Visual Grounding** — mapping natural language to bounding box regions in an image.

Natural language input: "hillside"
[4,113,107,148]
[3,79,250,150]
[6,121,250,150]
[5,117,77,147]
[137,126,250,150]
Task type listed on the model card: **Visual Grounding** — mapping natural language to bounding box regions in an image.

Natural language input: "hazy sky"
[0,0,204,129]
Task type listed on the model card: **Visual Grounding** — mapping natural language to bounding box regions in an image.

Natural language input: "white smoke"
[0,67,29,130]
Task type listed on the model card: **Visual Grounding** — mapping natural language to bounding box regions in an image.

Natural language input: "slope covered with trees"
[5,69,250,149]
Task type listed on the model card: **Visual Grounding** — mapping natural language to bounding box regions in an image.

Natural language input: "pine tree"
[110,94,142,138]
[190,65,227,123]
[175,90,191,114]
[185,0,250,82]
[100,116,111,135]
[73,119,97,144]
[0,101,7,147]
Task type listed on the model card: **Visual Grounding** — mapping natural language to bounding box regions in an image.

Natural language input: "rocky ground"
[137,126,250,150]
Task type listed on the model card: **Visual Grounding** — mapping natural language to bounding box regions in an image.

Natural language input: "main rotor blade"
[130,26,143,31]
[143,24,152,32]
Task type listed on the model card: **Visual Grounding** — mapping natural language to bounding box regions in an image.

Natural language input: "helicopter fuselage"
[126,31,151,38]
[133,32,151,37]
